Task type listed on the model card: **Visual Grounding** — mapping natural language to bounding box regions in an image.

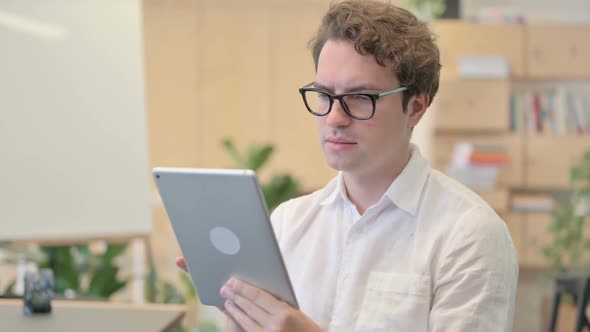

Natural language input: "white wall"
[0,1,151,241]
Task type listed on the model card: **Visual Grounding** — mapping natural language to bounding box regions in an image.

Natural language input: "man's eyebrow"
[312,82,383,93]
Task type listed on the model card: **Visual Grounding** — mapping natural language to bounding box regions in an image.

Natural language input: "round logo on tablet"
[209,227,241,255]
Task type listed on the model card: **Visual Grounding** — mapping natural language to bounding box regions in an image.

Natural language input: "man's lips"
[326,137,356,144]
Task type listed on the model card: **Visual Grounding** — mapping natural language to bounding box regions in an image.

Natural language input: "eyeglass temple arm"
[378,86,408,97]
[302,83,407,97]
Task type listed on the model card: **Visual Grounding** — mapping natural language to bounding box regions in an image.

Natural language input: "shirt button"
[350,226,362,238]
[342,275,349,286]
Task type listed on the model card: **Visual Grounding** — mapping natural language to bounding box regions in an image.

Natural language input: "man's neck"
[343,149,412,215]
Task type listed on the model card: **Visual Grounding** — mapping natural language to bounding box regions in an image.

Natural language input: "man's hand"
[220,277,321,332]
[176,256,245,332]
[176,256,321,332]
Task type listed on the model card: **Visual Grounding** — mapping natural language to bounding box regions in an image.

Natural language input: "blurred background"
[1,0,590,331]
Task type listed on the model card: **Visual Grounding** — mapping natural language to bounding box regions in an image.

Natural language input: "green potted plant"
[543,150,590,272]
[220,138,301,212]
[2,242,129,300]
[541,150,590,331]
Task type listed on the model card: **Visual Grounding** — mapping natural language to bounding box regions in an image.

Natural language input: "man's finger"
[227,278,287,315]
[224,300,261,332]
[219,308,245,332]
[175,256,187,272]
[222,286,271,326]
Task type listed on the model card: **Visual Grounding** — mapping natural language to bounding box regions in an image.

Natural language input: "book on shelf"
[511,193,556,213]
[456,56,510,78]
[511,88,590,135]
[446,142,508,191]
[571,93,588,134]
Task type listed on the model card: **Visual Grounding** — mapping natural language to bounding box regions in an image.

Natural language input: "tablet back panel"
[153,168,297,308]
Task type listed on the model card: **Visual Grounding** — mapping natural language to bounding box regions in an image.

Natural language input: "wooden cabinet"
[195,9,275,168]
[525,135,590,189]
[145,2,335,190]
[434,21,590,80]
[433,79,511,132]
[480,189,510,213]
[521,213,552,268]
[432,20,526,79]
[143,0,201,171]
[526,24,590,78]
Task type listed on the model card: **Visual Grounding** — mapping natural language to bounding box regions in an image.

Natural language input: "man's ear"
[407,93,430,127]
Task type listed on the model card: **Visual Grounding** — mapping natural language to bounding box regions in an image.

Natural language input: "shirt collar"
[384,144,430,216]
[319,172,347,206]
[319,144,430,216]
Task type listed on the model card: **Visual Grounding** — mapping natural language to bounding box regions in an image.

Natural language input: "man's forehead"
[314,66,400,92]
[312,81,384,92]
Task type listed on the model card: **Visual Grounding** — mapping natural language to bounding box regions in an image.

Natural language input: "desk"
[0,299,185,332]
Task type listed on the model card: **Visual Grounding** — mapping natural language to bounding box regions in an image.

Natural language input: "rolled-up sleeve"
[429,206,519,332]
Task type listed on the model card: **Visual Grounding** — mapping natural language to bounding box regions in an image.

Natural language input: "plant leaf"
[246,145,274,172]
[144,265,158,303]
[74,244,91,274]
[179,271,197,301]
[87,265,127,298]
[50,246,79,293]
[160,280,185,304]
[103,243,128,265]
[571,167,584,181]
[262,174,300,212]
[220,138,245,168]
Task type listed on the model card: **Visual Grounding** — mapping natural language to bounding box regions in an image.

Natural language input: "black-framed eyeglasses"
[298,82,408,120]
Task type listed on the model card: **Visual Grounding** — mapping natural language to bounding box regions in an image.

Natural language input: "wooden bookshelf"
[526,24,590,79]
[431,21,590,269]
[434,79,511,132]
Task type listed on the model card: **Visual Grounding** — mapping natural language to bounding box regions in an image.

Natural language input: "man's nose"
[325,99,352,127]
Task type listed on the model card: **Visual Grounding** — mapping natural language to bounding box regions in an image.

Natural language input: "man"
[178,1,518,331]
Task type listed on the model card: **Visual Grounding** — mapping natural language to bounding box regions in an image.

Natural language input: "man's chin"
[322,148,361,171]
[325,158,355,172]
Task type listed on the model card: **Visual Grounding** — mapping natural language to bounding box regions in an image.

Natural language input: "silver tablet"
[153,168,298,308]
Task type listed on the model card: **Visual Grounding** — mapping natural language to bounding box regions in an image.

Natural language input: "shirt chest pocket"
[356,272,431,332]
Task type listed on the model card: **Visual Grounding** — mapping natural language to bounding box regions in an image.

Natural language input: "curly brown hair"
[309,0,441,110]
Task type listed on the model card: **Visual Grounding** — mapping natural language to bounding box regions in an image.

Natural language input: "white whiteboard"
[0,1,152,242]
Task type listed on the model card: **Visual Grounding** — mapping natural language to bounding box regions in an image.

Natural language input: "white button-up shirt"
[270,145,518,331]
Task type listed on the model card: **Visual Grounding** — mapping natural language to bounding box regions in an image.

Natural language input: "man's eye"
[349,95,371,102]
